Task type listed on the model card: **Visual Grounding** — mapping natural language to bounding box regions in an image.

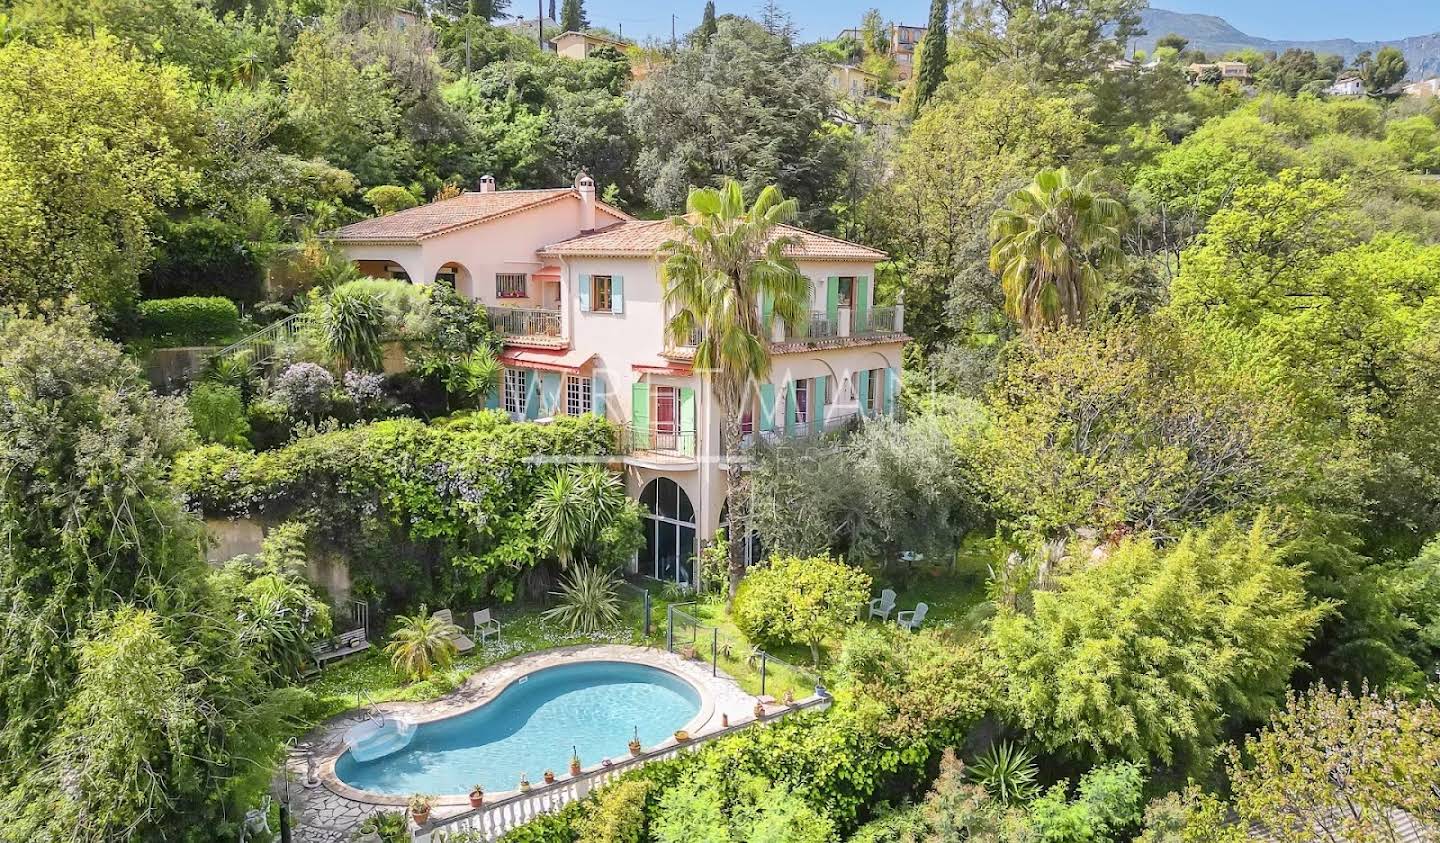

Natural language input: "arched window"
[640,478,696,586]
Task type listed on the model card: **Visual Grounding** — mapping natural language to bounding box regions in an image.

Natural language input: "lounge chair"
[473,608,501,644]
[432,609,475,654]
[895,602,928,632]
[868,589,897,622]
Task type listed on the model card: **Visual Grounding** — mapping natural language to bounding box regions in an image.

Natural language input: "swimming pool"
[334,660,702,795]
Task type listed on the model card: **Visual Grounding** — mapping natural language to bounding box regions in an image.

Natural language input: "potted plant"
[569,749,582,776]
[468,784,484,809]
[354,816,383,843]
[409,794,434,826]
[673,729,691,743]
[543,769,556,785]
[628,726,642,756]
[518,772,531,793]
[721,713,729,728]
[783,687,795,705]
[753,701,766,719]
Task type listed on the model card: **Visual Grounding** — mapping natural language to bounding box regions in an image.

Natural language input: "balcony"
[621,424,698,467]
[851,305,901,335]
[768,304,904,343]
[487,306,562,344]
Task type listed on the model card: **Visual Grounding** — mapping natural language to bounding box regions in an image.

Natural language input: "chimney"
[575,170,596,232]
[479,175,497,193]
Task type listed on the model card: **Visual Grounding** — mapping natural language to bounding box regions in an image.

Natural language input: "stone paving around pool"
[279,643,760,842]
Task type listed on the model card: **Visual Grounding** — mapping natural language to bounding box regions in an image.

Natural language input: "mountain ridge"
[1135,8,1440,80]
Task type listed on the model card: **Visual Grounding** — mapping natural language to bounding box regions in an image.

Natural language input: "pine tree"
[560,0,586,32]
[548,0,556,22]
[699,1,718,43]
[912,0,948,114]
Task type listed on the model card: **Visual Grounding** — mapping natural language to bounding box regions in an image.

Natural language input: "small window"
[794,380,809,424]
[866,369,879,411]
[837,277,855,308]
[435,268,457,285]
[504,368,527,415]
[496,273,528,299]
[591,275,614,313]
[566,375,592,416]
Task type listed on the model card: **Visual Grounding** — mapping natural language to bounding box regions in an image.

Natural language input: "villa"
[332,174,906,587]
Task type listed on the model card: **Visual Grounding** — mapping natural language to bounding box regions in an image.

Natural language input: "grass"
[298,550,994,727]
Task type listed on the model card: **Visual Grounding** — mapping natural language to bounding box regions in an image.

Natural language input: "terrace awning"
[532,264,562,282]
[499,347,594,374]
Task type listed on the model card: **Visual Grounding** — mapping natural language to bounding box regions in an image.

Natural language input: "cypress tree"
[560,0,587,32]
[912,0,948,114]
[548,0,556,22]
[700,1,718,43]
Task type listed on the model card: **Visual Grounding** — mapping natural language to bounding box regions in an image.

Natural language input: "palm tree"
[532,465,627,568]
[988,167,1125,330]
[386,606,460,682]
[658,180,811,605]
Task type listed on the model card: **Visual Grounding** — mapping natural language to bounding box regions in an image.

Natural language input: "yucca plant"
[543,564,622,633]
[386,606,460,682]
[967,741,1039,804]
[320,286,385,371]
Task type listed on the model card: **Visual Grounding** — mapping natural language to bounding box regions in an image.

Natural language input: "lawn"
[299,549,994,727]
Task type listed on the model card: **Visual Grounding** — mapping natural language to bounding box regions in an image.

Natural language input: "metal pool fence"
[665,604,820,699]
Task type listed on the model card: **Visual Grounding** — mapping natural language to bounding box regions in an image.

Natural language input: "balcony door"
[640,478,696,587]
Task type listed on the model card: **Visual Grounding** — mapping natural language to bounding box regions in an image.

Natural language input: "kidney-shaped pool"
[335,660,702,795]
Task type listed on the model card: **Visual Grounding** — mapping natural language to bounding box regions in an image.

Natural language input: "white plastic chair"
[473,608,501,644]
[868,589,897,621]
[895,602,928,632]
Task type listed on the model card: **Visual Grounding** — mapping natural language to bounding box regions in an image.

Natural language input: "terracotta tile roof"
[540,220,887,261]
[331,189,630,243]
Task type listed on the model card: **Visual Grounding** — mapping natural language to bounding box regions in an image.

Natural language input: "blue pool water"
[335,661,701,795]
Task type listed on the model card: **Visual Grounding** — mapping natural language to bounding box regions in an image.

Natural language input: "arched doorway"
[640,478,696,586]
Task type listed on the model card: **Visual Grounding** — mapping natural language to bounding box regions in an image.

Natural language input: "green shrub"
[732,554,871,664]
[141,217,264,303]
[188,382,251,448]
[364,184,420,215]
[575,779,650,843]
[137,296,241,345]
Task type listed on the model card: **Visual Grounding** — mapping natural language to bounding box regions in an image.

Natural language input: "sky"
[557,1,1439,45]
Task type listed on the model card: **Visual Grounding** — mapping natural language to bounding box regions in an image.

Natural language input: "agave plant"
[543,564,622,633]
[967,741,1038,804]
[204,349,260,402]
[386,606,460,682]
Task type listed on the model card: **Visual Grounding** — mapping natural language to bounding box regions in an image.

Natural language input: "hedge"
[172,413,622,609]
[138,296,241,346]
[141,217,264,303]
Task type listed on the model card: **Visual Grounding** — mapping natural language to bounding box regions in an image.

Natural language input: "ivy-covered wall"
[174,411,620,612]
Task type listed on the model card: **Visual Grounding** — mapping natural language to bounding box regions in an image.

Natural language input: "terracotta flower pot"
[469,792,484,808]
[544,771,556,784]
[628,739,642,756]
[569,758,582,776]
[412,809,430,826]
[754,701,766,719]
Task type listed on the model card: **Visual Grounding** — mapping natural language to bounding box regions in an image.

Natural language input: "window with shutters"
[590,275,613,312]
[504,368,527,415]
[496,273,527,298]
[794,379,809,424]
[565,375,592,416]
[837,277,855,307]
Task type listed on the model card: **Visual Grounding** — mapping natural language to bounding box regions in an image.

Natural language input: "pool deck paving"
[280,643,760,841]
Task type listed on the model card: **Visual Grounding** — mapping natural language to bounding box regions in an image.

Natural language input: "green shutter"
[612,275,625,313]
[812,375,827,435]
[785,383,797,436]
[541,372,561,416]
[855,276,870,331]
[484,384,500,410]
[679,387,696,456]
[524,370,540,420]
[760,290,773,340]
[591,373,606,417]
[631,382,650,446]
[759,383,776,432]
[825,276,839,325]
[578,274,591,312]
[856,370,870,417]
[883,368,898,416]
